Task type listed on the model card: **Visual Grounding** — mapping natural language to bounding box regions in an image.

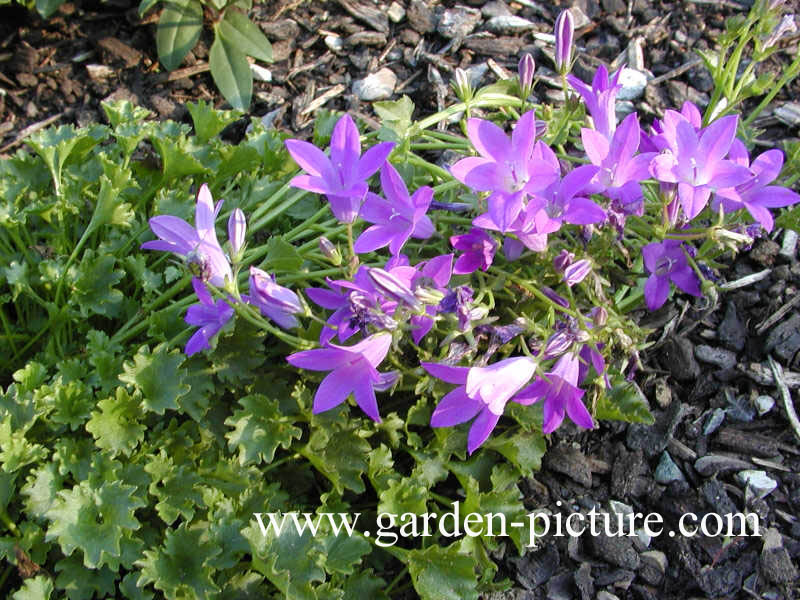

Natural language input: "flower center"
[654,256,675,276]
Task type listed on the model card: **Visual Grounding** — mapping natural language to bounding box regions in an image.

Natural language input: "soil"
[2,1,800,599]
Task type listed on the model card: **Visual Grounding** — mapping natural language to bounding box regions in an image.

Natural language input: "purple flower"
[248,267,303,329]
[366,266,422,312]
[286,332,395,422]
[582,113,655,216]
[141,184,233,288]
[285,114,395,223]
[641,239,702,311]
[563,259,592,287]
[354,163,434,256]
[713,146,800,232]
[450,111,560,231]
[184,278,235,356]
[409,254,454,343]
[423,356,537,453]
[554,9,575,75]
[515,352,595,434]
[568,65,623,141]
[649,114,752,220]
[450,228,498,274]
[526,165,606,235]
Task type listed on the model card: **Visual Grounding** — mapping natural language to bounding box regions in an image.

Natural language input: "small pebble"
[485,15,536,34]
[736,469,778,499]
[639,550,668,586]
[780,229,798,261]
[774,102,800,127]
[755,395,775,416]
[387,1,405,23]
[325,35,344,52]
[250,64,272,82]
[481,0,511,18]
[353,68,397,101]
[437,6,481,39]
[616,68,648,101]
[695,344,737,370]
[655,451,685,484]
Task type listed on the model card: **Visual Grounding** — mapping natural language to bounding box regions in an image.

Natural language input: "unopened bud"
[367,267,422,312]
[590,306,608,327]
[564,259,592,286]
[764,14,796,49]
[452,67,474,102]
[554,10,575,75]
[319,236,342,266]
[228,208,247,261]
[553,249,574,273]
[518,53,535,98]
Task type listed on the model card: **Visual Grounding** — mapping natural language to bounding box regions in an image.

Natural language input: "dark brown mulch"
[2,1,800,599]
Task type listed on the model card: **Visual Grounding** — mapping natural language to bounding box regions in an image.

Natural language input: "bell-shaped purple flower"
[286,332,395,422]
[184,277,235,356]
[354,163,434,256]
[248,267,303,329]
[423,356,537,454]
[285,114,395,223]
[450,228,498,274]
[141,184,233,288]
[641,239,702,311]
[568,65,623,141]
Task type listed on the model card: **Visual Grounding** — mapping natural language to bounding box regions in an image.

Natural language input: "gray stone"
[761,528,798,584]
[353,68,397,101]
[596,593,621,600]
[616,68,648,101]
[654,451,685,484]
[387,1,405,23]
[407,0,438,33]
[513,544,559,589]
[639,550,667,586]
[587,529,640,570]
[695,344,738,370]
[703,407,726,435]
[659,337,700,382]
[437,5,482,39]
[779,229,797,260]
[774,101,800,127]
[250,64,272,82]
[574,562,594,600]
[485,15,536,34]
[324,35,344,52]
[481,0,511,18]
[695,454,753,476]
[755,394,775,415]
[544,443,592,487]
[545,572,573,600]
[736,469,778,499]
[765,313,800,362]
[718,301,747,352]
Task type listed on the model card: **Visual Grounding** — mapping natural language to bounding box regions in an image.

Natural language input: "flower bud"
[228,208,247,261]
[367,267,422,312]
[590,306,608,327]
[544,330,572,359]
[553,249,574,273]
[249,267,303,329]
[564,259,592,287]
[541,286,569,308]
[554,9,575,75]
[764,14,796,50]
[452,67,474,102]
[518,53,535,98]
[318,236,342,266]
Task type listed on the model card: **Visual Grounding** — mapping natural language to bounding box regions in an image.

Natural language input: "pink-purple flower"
[568,65,623,141]
[354,163,434,256]
[641,239,702,311]
[248,267,303,329]
[285,114,395,223]
[141,184,233,288]
[450,228,498,274]
[286,332,397,422]
[423,356,537,453]
[554,10,574,75]
[184,277,234,356]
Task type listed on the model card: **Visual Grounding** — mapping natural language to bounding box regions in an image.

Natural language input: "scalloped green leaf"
[407,544,479,600]
[595,381,655,424]
[118,344,190,414]
[225,394,302,466]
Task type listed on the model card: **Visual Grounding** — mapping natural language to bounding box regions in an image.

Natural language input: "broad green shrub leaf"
[25,124,106,195]
[341,570,389,599]
[263,236,303,272]
[40,378,93,431]
[86,388,145,457]
[217,9,273,62]
[22,462,63,519]
[225,394,302,465]
[374,95,414,142]
[210,30,253,111]
[118,344,190,414]
[187,100,243,144]
[0,418,48,473]
[36,0,64,18]
[595,381,655,424]
[149,121,209,179]
[483,429,546,476]
[54,555,117,600]
[156,0,203,71]
[101,99,153,128]
[45,480,145,569]
[137,523,221,598]
[321,532,371,576]
[407,544,479,600]
[12,575,53,600]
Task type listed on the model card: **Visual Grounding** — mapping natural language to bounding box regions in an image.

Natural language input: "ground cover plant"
[1,1,800,598]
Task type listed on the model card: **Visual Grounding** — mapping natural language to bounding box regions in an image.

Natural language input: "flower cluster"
[141,9,800,455]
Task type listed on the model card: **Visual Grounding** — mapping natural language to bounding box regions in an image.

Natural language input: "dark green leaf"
[218,9,273,62]
[186,99,243,144]
[407,544,479,600]
[262,236,303,272]
[118,344,190,414]
[225,394,302,465]
[210,30,253,111]
[595,381,655,424]
[156,0,203,71]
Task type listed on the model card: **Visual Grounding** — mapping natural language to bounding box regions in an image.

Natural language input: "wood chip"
[744,362,800,388]
[335,0,389,33]
[756,293,800,334]
[98,37,142,68]
[768,356,800,443]
[718,269,771,290]
[300,83,346,115]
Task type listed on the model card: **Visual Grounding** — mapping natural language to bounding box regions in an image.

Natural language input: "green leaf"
[40,377,93,431]
[378,477,428,516]
[86,388,146,457]
[12,575,53,600]
[483,430,546,476]
[210,30,253,111]
[45,480,145,568]
[775,204,800,231]
[595,381,655,424]
[303,423,370,494]
[341,570,389,599]
[22,462,64,519]
[0,418,48,473]
[156,0,203,71]
[35,0,64,18]
[54,555,117,600]
[149,121,209,179]
[217,9,273,62]
[225,394,302,466]
[144,450,204,524]
[101,99,153,128]
[137,523,221,598]
[262,236,303,272]
[374,95,414,142]
[119,344,190,414]
[321,531,371,576]
[407,544,479,600]
[186,99,243,143]
[71,251,125,318]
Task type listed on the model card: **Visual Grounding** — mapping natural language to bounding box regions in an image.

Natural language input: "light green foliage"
[225,394,303,465]
[407,544,480,600]
[595,381,656,424]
